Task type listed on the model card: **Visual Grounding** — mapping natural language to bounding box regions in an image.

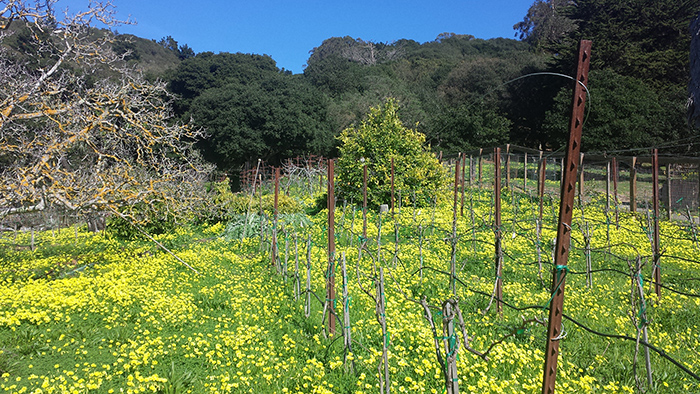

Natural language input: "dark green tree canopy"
[167,52,332,173]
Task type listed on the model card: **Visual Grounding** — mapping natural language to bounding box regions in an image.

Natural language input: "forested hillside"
[160,0,700,177]
[6,0,695,177]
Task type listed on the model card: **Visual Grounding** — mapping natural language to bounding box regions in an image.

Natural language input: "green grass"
[0,184,699,393]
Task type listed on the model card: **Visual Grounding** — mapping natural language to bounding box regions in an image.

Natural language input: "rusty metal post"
[494,147,503,315]
[327,159,336,336]
[630,157,637,213]
[541,39,591,394]
[652,149,661,299]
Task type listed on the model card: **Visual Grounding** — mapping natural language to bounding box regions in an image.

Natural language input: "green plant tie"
[542,265,568,310]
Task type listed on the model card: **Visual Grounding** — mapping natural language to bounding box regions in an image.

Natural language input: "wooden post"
[578,153,585,206]
[505,144,511,190]
[273,167,280,271]
[524,152,529,193]
[606,159,611,212]
[630,157,637,213]
[542,39,591,394]
[494,147,503,315]
[652,150,661,299]
[390,157,395,216]
[450,153,461,295]
[538,153,547,216]
[478,148,483,188]
[363,163,368,241]
[461,152,466,217]
[666,163,672,220]
[327,159,336,336]
[469,155,474,188]
[341,253,353,371]
[442,301,460,394]
[613,157,619,227]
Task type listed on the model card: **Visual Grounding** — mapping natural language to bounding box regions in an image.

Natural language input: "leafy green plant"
[159,362,196,394]
[106,201,177,240]
[336,98,447,208]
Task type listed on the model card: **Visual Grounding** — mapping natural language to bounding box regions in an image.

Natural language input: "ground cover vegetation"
[2,99,700,393]
[2,164,700,393]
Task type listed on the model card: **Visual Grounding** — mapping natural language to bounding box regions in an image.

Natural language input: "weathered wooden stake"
[478,148,483,188]
[390,157,395,215]
[327,159,336,336]
[450,153,461,295]
[635,256,653,388]
[666,163,672,220]
[613,157,619,227]
[273,167,280,272]
[505,144,511,190]
[542,39,591,394]
[606,160,611,212]
[630,157,638,213]
[461,152,466,217]
[377,267,390,394]
[305,234,312,318]
[341,253,354,371]
[494,147,503,315]
[578,153,585,206]
[524,152,529,193]
[651,149,661,299]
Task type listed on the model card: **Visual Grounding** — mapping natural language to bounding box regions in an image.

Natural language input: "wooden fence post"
[505,144,511,190]
[450,153,461,295]
[390,157,395,216]
[652,149,661,299]
[326,159,336,336]
[630,157,637,213]
[478,148,483,188]
[494,147,503,315]
[578,153,585,206]
[666,163,672,220]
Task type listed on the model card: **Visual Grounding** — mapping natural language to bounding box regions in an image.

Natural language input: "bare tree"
[0,0,212,227]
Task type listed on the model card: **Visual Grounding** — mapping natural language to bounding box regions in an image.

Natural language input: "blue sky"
[55,0,534,74]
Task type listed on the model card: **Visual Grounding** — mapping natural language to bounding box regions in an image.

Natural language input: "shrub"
[336,99,447,208]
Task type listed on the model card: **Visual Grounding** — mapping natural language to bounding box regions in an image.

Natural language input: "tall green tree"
[542,70,690,152]
[336,99,446,207]
[167,52,332,173]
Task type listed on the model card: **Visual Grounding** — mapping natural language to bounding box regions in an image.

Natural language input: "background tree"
[0,0,212,228]
[689,12,700,129]
[168,52,333,178]
[336,99,446,208]
[513,0,577,50]
[541,69,690,152]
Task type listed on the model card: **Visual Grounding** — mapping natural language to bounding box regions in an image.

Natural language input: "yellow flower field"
[1,187,699,393]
